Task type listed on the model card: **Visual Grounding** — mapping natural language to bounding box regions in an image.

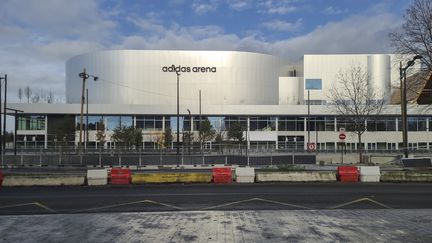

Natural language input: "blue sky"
[0,0,412,102]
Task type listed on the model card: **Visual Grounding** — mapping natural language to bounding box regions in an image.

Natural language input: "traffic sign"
[307,143,316,151]
[339,133,346,140]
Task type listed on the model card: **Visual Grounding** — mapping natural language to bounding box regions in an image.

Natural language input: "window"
[249,116,276,131]
[136,116,163,131]
[305,79,322,90]
[18,115,45,130]
[398,117,427,131]
[336,117,360,132]
[223,116,247,131]
[367,117,396,131]
[308,116,334,131]
[278,116,304,131]
[105,116,133,130]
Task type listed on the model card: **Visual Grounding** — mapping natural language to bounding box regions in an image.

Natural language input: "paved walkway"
[0,209,431,242]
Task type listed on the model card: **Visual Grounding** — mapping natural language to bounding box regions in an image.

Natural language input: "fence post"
[59,146,62,166]
[181,145,184,166]
[99,147,102,167]
[139,147,142,167]
[80,152,83,166]
[270,149,273,166]
[160,148,162,166]
[39,147,42,167]
[20,149,24,166]
[118,149,121,167]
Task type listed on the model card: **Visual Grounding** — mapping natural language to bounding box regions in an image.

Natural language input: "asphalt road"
[0,183,431,215]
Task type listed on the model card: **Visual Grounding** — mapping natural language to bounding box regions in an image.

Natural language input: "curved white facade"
[66,50,289,106]
[367,54,391,101]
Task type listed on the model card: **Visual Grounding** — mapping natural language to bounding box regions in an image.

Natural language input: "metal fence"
[1,144,429,167]
[1,145,317,167]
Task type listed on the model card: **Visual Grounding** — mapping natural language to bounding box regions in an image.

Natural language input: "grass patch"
[261,164,305,172]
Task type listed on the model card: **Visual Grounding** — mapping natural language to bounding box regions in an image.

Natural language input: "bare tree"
[17,88,23,103]
[327,64,385,164]
[47,91,54,104]
[389,0,432,71]
[31,94,40,103]
[24,86,32,103]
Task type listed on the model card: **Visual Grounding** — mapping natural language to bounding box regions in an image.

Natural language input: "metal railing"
[1,144,431,167]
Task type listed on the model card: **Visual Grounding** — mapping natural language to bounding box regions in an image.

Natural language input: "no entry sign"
[339,133,346,140]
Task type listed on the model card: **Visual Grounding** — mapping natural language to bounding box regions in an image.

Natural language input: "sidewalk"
[0,209,431,242]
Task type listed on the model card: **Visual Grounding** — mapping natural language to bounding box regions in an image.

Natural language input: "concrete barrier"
[132,173,212,184]
[2,174,86,186]
[256,171,337,182]
[87,169,108,186]
[235,167,255,183]
[359,166,380,182]
[380,171,432,182]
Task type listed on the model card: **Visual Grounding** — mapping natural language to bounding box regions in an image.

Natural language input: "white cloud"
[0,0,404,104]
[260,19,302,32]
[324,6,349,15]
[192,0,219,15]
[259,0,298,15]
[227,0,252,11]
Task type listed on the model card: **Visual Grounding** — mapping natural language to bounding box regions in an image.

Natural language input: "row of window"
[17,115,432,132]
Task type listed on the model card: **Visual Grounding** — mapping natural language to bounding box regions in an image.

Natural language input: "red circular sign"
[307,143,316,151]
[339,133,346,140]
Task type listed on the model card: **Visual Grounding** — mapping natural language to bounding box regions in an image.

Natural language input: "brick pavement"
[0,209,431,242]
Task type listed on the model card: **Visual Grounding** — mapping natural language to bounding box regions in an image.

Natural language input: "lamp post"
[400,55,422,158]
[187,108,191,155]
[5,108,23,155]
[2,75,7,154]
[0,75,5,158]
[176,72,180,166]
[78,68,98,152]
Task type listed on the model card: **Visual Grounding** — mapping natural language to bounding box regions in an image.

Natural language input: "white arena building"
[8,50,432,154]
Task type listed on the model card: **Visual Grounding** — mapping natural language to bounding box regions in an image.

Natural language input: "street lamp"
[176,72,180,166]
[78,68,98,152]
[0,75,6,158]
[5,108,23,155]
[400,55,422,158]
[187,108,191,155]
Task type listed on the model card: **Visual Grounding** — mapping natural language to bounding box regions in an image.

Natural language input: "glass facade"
[367,117,397,131]
[18,115,45,130]
[15,113,432,151]
[398,117,427,131]
[278,116,304,131]
[249,116,276,131]
[308,116,335,131]
[305,79,322,90]
[136,116,163,131]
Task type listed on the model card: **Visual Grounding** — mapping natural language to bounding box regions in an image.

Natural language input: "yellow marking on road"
[33,202,56,213]
[0,203,35,209]
[75,199,183,213]
[330,197,392,209]
[201,197,311,210]
[0,202,56,213]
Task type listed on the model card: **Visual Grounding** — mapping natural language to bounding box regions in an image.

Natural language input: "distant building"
[9,50,432,152]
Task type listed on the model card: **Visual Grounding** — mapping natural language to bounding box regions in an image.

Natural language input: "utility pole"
[78,69,98,153]
[399,55,422,158]
[3,74,7,154]
[176,72,180,166]
[79,68,87,152]
[6,108,23,156]
[86,88,89,150]
[0,75,5,160]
